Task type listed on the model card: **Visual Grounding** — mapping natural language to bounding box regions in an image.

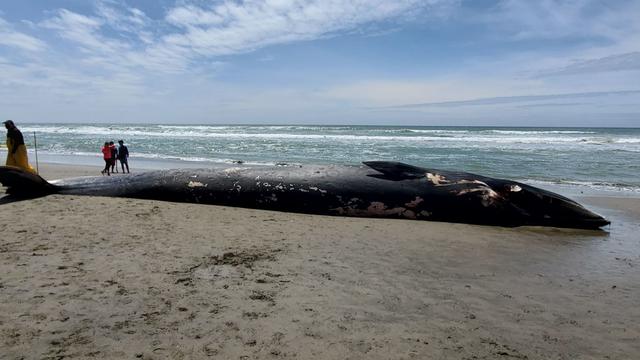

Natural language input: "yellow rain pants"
[6,137,35,173]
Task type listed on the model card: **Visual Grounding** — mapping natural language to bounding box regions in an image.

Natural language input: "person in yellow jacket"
[4,120,35,173]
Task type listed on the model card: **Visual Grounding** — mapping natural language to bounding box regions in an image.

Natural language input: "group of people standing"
[4,120,131,176]
[101,140,129,176]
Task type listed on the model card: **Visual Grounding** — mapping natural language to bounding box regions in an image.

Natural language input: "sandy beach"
[1,163,639,359]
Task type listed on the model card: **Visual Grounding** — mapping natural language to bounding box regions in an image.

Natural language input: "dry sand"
[1,164,639,359]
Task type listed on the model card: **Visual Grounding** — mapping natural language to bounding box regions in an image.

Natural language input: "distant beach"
[0,162,639,358]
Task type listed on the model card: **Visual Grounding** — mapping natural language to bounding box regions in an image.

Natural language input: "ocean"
[6,124,640,195]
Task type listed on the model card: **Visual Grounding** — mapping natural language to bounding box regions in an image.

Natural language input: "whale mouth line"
[568,217,611,229]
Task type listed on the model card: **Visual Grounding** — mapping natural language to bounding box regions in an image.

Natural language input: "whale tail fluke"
[0,166,57,200]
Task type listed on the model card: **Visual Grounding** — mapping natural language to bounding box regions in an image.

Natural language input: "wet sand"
[1,164,639,359]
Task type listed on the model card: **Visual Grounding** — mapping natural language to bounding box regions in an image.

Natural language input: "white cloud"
[41,10,112,52]
[484,0,640,43]
[0,56,146,100]
[538,52,640,77]
[0,17,46,51]
[321,80,486,106]
[166,5,226,27]
[40,7,174,72]
[95,0,151,36]
[386,90,640,108]
[489,0,587,40]
[447,0,640,99]
[34,0,458,74]
[161,0,456,58]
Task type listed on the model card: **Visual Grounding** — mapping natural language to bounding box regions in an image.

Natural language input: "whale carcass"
[0,161,609,229]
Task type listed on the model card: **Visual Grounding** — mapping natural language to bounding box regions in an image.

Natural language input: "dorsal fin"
[0,166,57,197]
[363,161,425,180]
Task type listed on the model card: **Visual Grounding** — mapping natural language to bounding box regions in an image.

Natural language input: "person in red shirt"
[101,142,111,176]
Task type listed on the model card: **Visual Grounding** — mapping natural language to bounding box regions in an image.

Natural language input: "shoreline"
[1,163,639,358]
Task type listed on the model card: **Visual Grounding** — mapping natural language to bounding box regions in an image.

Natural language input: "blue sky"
[0,0,639,126]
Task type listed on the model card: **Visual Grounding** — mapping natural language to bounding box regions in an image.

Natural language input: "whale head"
[495,181,610,229]
[362,161,610,229]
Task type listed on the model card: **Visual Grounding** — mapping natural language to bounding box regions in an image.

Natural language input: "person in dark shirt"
[3,120,35,173]
[117,140,130,174]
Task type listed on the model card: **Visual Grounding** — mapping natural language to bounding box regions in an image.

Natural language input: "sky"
[0,0,639,126]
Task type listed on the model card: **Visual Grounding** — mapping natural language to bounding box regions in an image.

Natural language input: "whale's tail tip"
[0,166,57,200]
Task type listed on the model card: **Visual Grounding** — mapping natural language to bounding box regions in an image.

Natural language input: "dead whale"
[0,162,609,229]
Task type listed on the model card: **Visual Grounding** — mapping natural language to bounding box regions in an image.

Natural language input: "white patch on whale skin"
[456,187,497,196]
[232,181,242,192]
[455,187,501,207]
[426,173,448,185]
[187,181,207,188]
[223,167,246,176]
[464,179,489,187]
[308,186,328,194]
[430,176,502,205]
[430,177,489,188]
[510,185,522,192]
